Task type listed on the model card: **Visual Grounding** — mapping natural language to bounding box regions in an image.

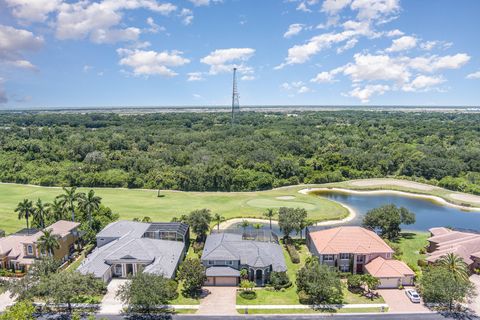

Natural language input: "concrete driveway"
[470,275,480,315]
[197,286,237,315]
[99,279,129,315]
[377,288,430,313]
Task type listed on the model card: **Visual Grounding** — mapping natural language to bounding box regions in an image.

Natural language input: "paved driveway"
[0,291,15,312]
[197,286,237,315]
[470,275,480,315]
[99,279,129,315]
[377,288,430,313]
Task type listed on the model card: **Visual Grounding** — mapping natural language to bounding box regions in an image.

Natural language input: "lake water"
[226,190,480,236]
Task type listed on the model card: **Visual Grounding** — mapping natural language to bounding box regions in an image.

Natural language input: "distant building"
[0,220,80,272]
[427,227,480,271]
[201,233,287,286]
[78,221,189,282]
[307,226,414,288]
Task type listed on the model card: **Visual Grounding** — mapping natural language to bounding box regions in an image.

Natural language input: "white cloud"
[146,17,165,33]
[350,0,400,21]
[281,81,311,94]
[402,75,445,92]
[408,53,470,73]
[296,2,311,12]
[337,38,358,53]
[187,72,204,81]
[310,67,344,83]
[466,71,480,80]
[241,75,255,81]
[321,0,351,15]
[117,48,190,77]
[188,0,222,6]
[343,53,410,83]
[385,29,404,37]
[0,25,43,69]
[284,24,304,38]
[55,0,176,43]
[386,36,417,52]
[179,8,193,25]
[4,0,62,23]
[201,48,255,75]
[348,84,390,103]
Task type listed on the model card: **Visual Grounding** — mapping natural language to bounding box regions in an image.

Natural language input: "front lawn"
[237,307,387,314]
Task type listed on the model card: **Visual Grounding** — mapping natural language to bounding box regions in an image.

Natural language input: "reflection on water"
[226,190,480,235]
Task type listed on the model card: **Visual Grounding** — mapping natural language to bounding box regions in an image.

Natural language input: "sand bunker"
[349,179,436,191]
[450,193,480,204]
[276,196,296,200]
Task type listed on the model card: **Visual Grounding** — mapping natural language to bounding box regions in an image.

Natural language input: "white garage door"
[378,277,400,288]
[214,276,238,286]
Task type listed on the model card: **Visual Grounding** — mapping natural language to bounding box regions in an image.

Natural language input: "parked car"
[405,289,421,303]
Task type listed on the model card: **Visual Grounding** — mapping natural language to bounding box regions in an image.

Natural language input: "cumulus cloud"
[321,0,351,15]
[187,72,204,81]
[386,36,417,52]
[55,0,176,43]
[4,0,62,23]
[348,84,389,103]
[179,8,194,25]
[117,48,190,76]
[0,25,43,69]
[408,53,470,73]
[284,24,305,38]
[241,75,255,81]
[385,29,404,37]
[188,0,222,6]
[201,48,255,75]
[402,75,445,92]
[350,0,400,21]
[281,81,311,94]
[466,71,480,80]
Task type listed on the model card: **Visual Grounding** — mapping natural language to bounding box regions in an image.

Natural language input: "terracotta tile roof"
[427,229,480,265]
[429,227,451,237]
[365,256,414,278]
[44,220,80,238]
[308,226,394,255]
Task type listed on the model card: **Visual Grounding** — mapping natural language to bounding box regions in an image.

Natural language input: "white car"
[405,289,421,303]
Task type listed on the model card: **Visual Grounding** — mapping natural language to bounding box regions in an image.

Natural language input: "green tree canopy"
[177,258,207,297]
[362,204,416,240]
[186,209,212,242]
[278,207,308,239]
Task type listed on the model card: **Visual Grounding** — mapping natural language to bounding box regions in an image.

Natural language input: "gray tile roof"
[202,233,287,272]
[78,220,185,279]
[206,266,240,277]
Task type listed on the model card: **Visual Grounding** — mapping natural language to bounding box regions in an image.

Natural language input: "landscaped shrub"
[239,290,257,300]
[347,274,363,290]
[417,259,428,268]
[419,247,427,254]
[193,242,204,254]
[297,290,310,304]
[285,244,300,264]
[269,271,292,290]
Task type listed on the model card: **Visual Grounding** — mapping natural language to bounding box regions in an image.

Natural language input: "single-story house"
[201,232,287,286]
[307,226,415,288]
[427,227,480,271]
[0,220,80,272]
[78,221,189,282]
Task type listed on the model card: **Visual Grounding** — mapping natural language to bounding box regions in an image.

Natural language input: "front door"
[126,263,134,276]
[356,263,363,273]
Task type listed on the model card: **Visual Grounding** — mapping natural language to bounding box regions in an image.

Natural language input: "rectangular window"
[226,260,233,265]
[340,253,350,260]
[323,255,334,261]
[27,245,33,255]
[356,255,364,263]
[340,265,350,272]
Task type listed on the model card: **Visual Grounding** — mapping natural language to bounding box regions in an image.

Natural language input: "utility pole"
[231,67,240,124]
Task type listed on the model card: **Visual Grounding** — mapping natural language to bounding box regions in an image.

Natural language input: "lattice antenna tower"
[231,67,240,124]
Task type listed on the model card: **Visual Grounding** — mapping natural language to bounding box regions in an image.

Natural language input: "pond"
[226,190,480,236]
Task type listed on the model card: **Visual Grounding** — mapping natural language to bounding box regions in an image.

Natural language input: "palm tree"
[33,199,48,229]
[240,220,250,237]
[253,223,263,230]
[141,216,152,223]
[438,253,469,281]
[15,199,34,235]
[37,229,60,257]
[78,189,102,227]
[213,213,226,231]
[46,199,66,222]
[56,187,85,222]
[263,208,276,230]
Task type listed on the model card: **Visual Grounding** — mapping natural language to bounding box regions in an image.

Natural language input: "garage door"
[378,277,400,288]
[214,276,238,286]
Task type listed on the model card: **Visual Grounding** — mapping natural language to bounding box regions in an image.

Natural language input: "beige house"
[0,220,80,272]
[306,226,414,288]
[427,227,480,271]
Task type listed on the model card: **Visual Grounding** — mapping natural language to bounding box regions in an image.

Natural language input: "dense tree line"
[0,111,479,193]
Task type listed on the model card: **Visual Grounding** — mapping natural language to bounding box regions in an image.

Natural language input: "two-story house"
[201,233,287,286]
[0,220,80,272]
[78,221,189,282]
[307,226,414,288]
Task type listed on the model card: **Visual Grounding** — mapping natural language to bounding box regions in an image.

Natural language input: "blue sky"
[0,0,479,108]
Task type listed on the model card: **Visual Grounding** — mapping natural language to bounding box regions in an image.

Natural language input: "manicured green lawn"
[237,307,386,314]
[0,184,347,233]
[394,231,429,268]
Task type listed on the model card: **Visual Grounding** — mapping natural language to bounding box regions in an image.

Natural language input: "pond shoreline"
[301,187,480,213]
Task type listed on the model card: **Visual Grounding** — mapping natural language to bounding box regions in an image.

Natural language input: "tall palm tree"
[33,199,48,229]
[263,208,276,230]
[438,253,469,281]
[78,189,102,227]
[213,213,226,231]
[56,187,84,222]
[37,229,60,257]
[15,199,34,235]
[46,199,66,222]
